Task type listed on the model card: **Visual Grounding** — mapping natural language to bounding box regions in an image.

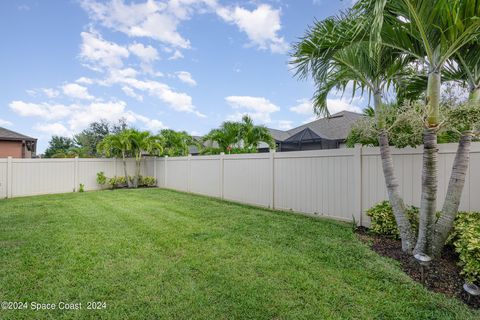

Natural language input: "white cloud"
[0,118,13,126]
[290,98,313,115]
[80,30,130,70]
[75,77,94,85]
[176,71,196,86]
[25,88,60,98]
[217,4,289,54]
[290,97,362,117]
[168,49,184,60]
[80,0,191,48]
[104,70,205,117]
[34,123,71,136]
[9,101,73,120]
[62,83,95,100]
[122,86,144,101]
[128,42,159,63]
[225,96,280,123]
[276,120,293,130]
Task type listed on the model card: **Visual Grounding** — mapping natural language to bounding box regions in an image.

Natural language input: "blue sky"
[0,0,363,152]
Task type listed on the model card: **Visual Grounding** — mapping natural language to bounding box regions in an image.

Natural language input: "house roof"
[0,127,37,142]
[270,111,364,142]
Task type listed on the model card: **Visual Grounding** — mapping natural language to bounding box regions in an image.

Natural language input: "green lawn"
[0,189,477,319]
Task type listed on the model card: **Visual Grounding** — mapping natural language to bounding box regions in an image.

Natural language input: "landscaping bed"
[356,227,479,309]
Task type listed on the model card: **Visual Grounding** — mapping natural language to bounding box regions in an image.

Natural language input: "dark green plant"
[79,184,85,193]
[366,201,419,239]
[141,176,157,187]
[448,211,480,284]
[96,172,107,186]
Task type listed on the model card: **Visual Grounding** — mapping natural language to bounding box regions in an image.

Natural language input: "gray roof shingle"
[0,127,36,141]
[270,111,364,142]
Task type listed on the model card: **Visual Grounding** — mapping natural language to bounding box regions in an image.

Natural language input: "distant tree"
[239,115,275,152]
[202,116,275,154]
[44,136,76,158]
[159,129,198,157]
[74,118,129,157]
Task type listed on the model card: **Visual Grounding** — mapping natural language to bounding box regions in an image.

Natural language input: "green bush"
[96,172,107,186]
[449,211,480,284]
[141,176,157,187]
[366,201,419,238]
[79,184,85,193]
[107,176,128,189]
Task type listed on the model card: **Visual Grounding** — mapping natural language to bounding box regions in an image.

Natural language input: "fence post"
[73,156,79,192]
[164,156,168,188]
[153,157,157,186]
[7,156,12,198]
[187,154,192,192]
[220,152,225,199]
[269,149,275,209]
[353,144,363,226]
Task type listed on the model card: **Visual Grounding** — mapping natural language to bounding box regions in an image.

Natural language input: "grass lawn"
[0,189,478,320]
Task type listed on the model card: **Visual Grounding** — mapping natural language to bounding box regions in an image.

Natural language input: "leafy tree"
[44,136,76,158]
[129,130,163,188]
[97,130,135,188]
[159,129,198,157]
[202,121,243,154]
[74,118,128,157]
[239,115,275,152]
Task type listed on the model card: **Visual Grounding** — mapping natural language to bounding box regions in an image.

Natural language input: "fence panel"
[223,154,271,207]
[78,159,116,191]
[274,149,356,222]
[0,160,6,198]
[11,159,75,197]
[166,158,189,192]
[190,156,221,197]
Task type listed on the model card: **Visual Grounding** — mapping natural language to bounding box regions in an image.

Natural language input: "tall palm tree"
[239,115,275,152]
[291,10,417,252]
[97,130,135,188]
[366,0,480,255]
[130,130,163,188]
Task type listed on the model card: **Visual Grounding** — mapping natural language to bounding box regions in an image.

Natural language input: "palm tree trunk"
[122,151,132,188]
[374,90,415,252]
[134,155,141,188]
[414,71,441,256]
[432,132,472,256]
[431,87,479,256]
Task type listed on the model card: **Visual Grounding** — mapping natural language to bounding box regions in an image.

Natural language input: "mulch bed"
[356,227,479,309]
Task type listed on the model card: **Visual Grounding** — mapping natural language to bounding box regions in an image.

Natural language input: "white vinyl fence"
[156,143,480,227]
[1,142,480,227]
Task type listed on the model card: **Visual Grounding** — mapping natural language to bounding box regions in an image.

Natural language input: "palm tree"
[97,130,134,188]
[291,10,417,252]
[130,130,163,188]
[239,115,275,152]
[160,129,198,157]
[202,121,243,154]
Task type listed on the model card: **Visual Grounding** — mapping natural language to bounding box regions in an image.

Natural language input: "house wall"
[0,141,23,158]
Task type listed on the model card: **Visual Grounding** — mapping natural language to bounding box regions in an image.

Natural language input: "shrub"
[79,184,85,193]
[449,211,480,284]
[96,172,107,186]
[141,176,157,187]
[107,176,128,189]
[366,201,419,238]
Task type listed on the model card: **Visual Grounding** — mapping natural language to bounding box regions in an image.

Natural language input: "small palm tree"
[130,130,163,188]
[239,115,275,152]
[160,129,198,157]
[97,130,134,188]
[203,122,243,154]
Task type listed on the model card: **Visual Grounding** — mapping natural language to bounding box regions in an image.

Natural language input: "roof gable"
[0,127,36,141]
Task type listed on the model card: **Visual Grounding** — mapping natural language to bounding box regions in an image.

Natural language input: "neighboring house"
[0,127,37,158]
[260,111,364,152]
